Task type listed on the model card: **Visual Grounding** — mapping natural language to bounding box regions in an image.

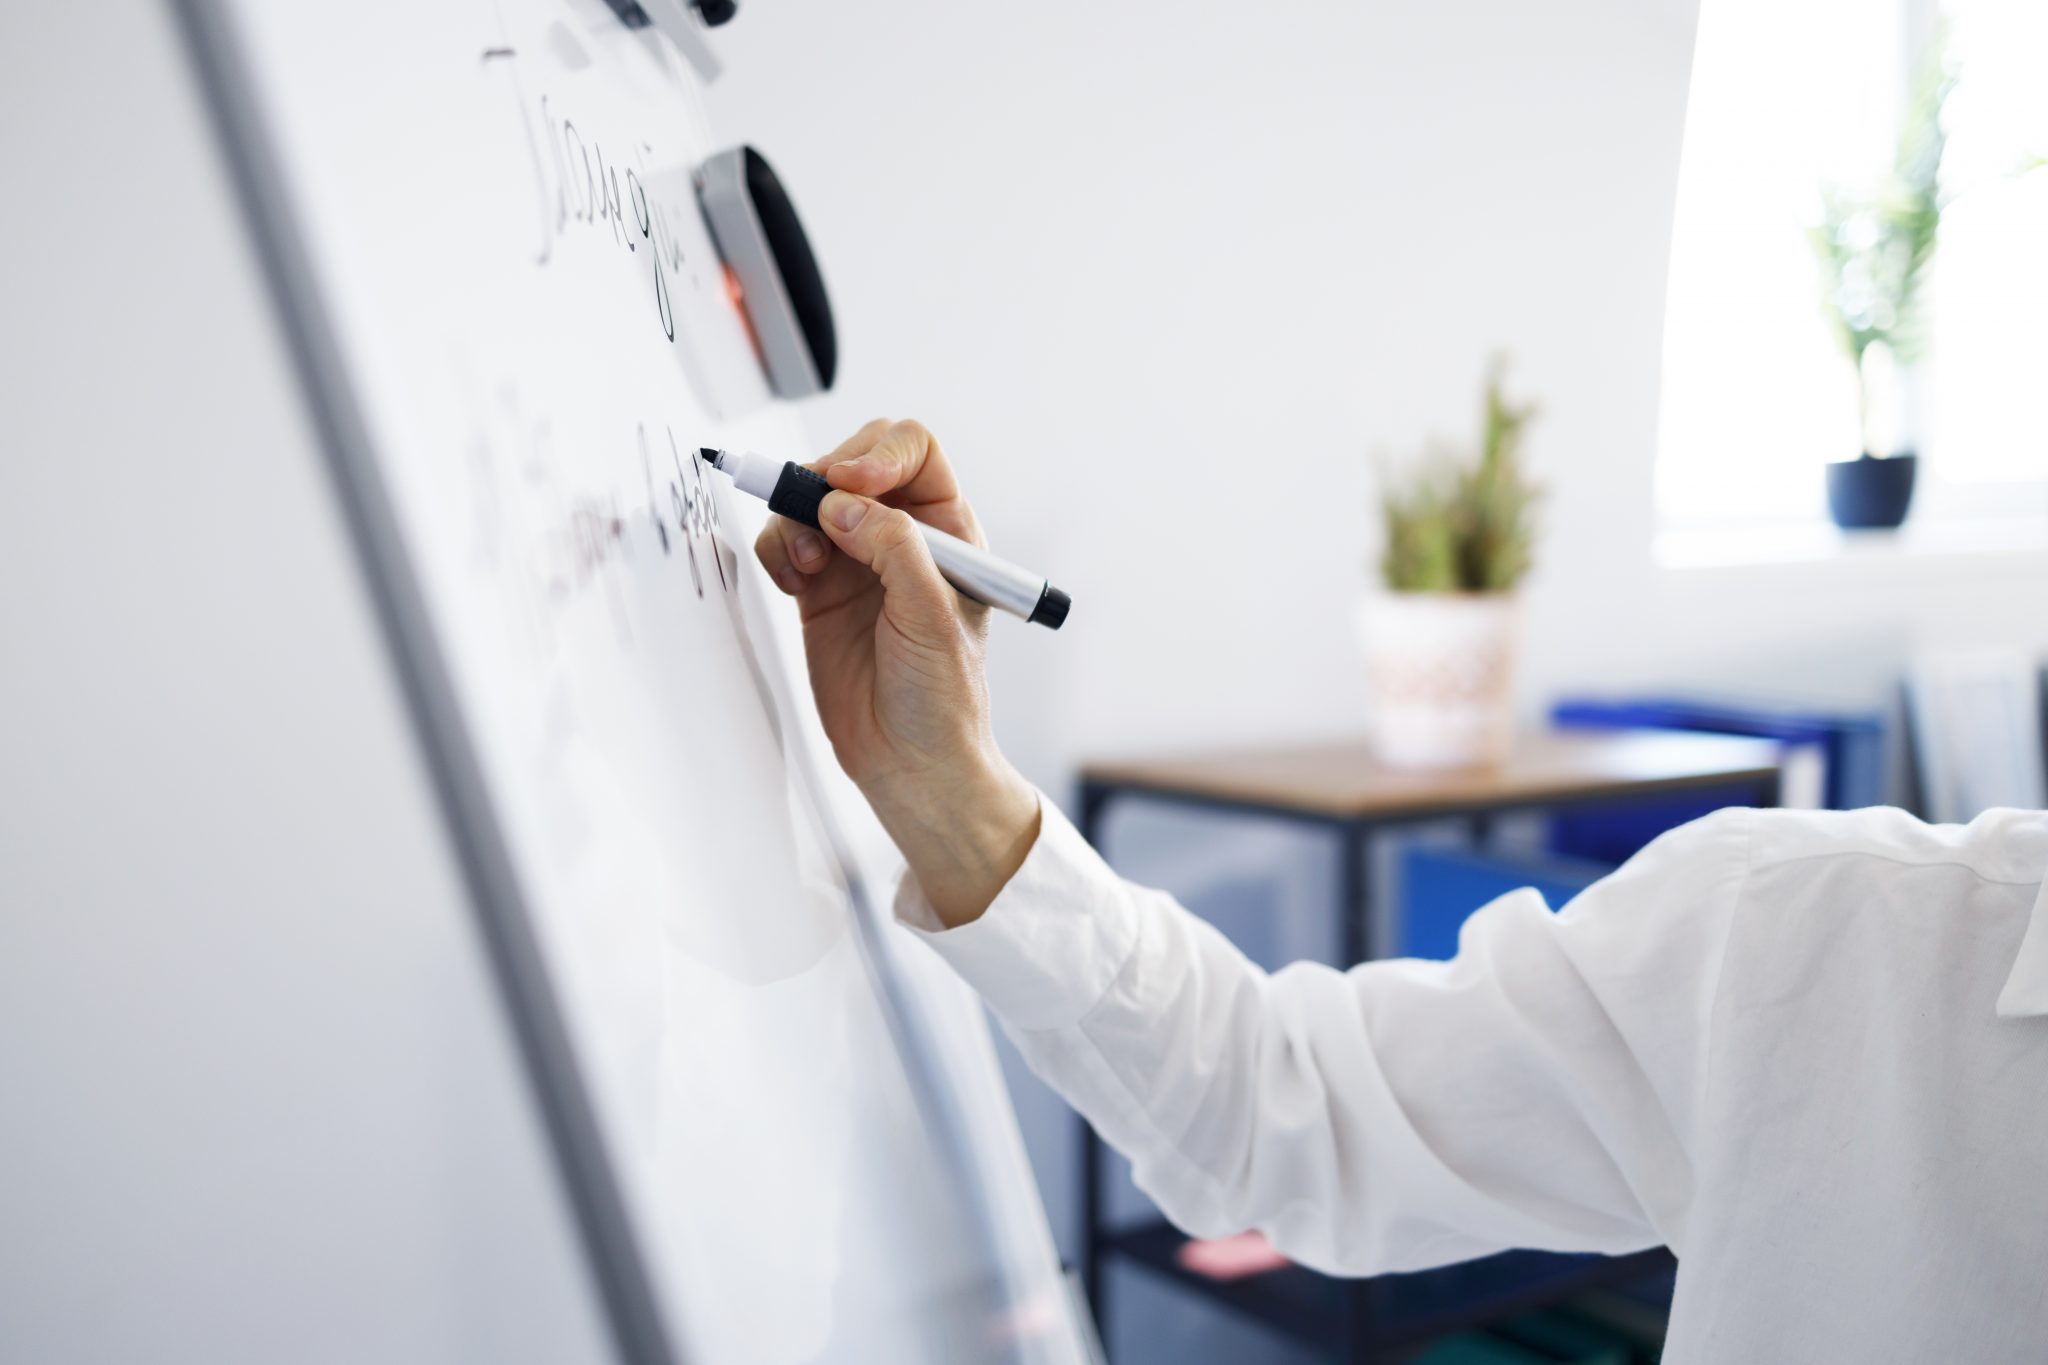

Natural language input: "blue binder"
[1398,844,1614,962]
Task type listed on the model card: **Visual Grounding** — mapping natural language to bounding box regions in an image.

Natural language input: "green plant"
[1807,35,1957,454]
[1378,359,1541,593]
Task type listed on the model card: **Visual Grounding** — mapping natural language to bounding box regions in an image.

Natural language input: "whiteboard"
[180,1,1085,1361]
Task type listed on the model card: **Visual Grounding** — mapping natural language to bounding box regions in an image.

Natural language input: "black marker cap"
[767,461,831,532]
[1029,585,1071,630]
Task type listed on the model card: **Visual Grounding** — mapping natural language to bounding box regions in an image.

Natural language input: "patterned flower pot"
[1359,591,1519,769]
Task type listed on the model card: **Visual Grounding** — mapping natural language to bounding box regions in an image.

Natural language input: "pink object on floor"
[1173,1231,1292,1282]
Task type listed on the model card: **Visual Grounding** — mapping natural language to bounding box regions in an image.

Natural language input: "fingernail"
[775,566,804,595]
[824,491,868,532]
[791,529,825,566]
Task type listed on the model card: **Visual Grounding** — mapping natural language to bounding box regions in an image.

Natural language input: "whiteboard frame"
[167,3,678,1361]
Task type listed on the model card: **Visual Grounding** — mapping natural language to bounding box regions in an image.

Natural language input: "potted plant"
[1361,360,1540,770]
[1807,42,1956,530]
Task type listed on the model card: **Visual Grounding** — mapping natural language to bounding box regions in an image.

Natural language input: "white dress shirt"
[899,801,2048,1363]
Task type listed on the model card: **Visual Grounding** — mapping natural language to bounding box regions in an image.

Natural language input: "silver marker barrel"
[701,448,1070,630]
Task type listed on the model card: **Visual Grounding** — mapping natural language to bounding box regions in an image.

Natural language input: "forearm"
[865,748,1040,929]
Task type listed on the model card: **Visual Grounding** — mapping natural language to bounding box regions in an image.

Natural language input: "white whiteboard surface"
[186,1,1084,1362]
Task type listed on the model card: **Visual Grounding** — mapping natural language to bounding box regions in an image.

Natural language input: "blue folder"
[1398,844,1614,962]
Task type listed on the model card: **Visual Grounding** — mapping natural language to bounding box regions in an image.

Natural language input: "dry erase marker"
[700,448,1070,630]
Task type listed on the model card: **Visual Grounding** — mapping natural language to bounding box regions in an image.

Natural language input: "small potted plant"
[1361,359,1540,770]
[1807,42,1955,530]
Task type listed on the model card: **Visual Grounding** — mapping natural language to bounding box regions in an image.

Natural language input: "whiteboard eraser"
[697,147,836,399]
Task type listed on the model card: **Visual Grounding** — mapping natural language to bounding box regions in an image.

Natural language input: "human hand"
[754,419,1037,926]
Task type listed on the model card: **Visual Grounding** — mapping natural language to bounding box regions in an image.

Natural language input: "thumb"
[816,491,959,642]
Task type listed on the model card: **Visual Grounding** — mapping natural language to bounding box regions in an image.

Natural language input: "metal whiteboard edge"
[163,3,682,1362]
[641,0,725,83]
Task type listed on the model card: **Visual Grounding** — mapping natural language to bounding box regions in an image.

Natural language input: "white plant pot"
[1358,591,1520,770]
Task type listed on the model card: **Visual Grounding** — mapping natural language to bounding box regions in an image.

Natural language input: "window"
[1655,0,2048,542]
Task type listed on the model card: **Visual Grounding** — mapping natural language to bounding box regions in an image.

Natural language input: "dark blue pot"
[1826,453,1917,529]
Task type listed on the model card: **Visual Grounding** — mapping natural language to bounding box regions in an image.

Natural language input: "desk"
[1074,731,1781,1361]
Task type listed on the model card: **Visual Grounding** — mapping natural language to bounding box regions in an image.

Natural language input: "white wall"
[707,0,2046,799]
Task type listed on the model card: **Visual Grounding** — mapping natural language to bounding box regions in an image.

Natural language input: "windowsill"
[1655,515,2048,571]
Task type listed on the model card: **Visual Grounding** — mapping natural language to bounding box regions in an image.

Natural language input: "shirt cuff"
[894,791,1140,1032]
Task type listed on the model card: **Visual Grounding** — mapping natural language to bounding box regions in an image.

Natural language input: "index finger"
[819,419,959,508]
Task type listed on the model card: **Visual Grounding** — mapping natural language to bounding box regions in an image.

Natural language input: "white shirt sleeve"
[896,795,1755,1277]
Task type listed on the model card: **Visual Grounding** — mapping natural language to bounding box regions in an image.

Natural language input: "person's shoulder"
[1596,803,2048,902]
[1744,805,2048,886]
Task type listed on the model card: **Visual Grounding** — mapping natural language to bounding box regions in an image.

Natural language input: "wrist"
[868,752,1039,930]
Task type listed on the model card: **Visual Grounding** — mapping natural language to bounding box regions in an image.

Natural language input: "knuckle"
[889,419,934,462]
[877,516,938,579]
[874,506,919,546]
